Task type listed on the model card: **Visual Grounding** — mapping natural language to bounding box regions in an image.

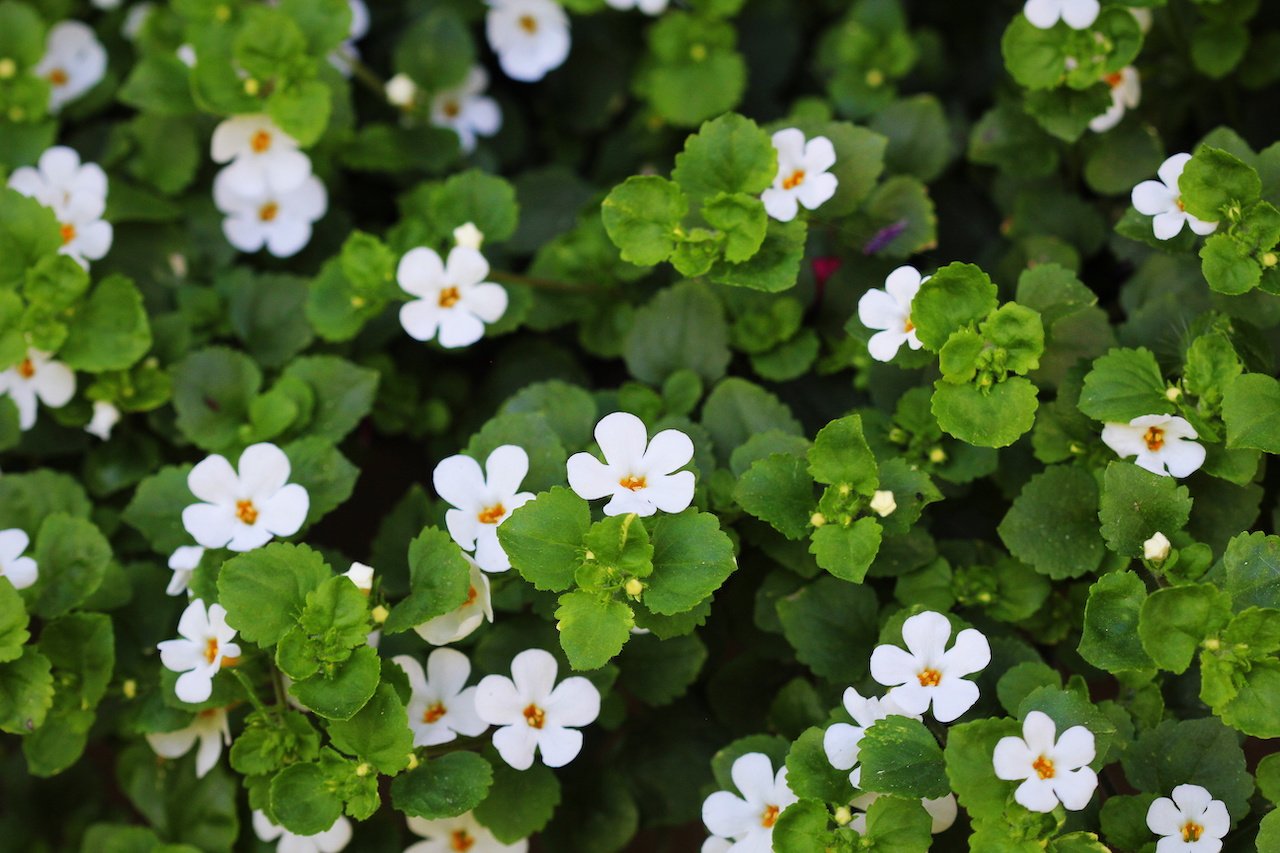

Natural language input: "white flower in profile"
[762,128,838,223]
[343,562,374,593]
[85,400,120,440]
[474,648,600,770]
[1101,414,1205,479]
[823,687,920,787]
[485,0,571,83]
[213,169,327,258]
[431,66,502,154]
[158,599,241,704]
[252,811,352,853]
[1090,67,1140,133]
[181,442,310,552]
[397,246,508,349]
[433,445,534,573]
[1146,784,1230,853]
[1023,0,1100,30]
[869,611,991,723]
[145,706,231,778]
[1132,154,1218,240]
[166,545,205,597]
[857,266,926,363]
[567,412,695,517]
[406,812,528,853]
[35,21,107,112]
[394,649,488,747]
[8,146,113,268]
[414,555,494,646]
[848,791,958,835]
[701,753,798,852]
[604,0,668,15]
[0,349,75,431]
[0,529,38,590]
[211,114,313,195]
[993,711,1097,813]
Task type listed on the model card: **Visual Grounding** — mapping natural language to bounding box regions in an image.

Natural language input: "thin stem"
[230,668,271,716]
[489,270,608,294]
[345,55,391,103]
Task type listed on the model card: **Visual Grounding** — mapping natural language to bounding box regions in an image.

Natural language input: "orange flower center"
[438,286,461,308]
[1176,198,1186,212]
[204,637,219,664]
[251,130,272,153]
[17,359,35,379]
[258,202,279,222]
[477,504,505,525]
[903,317,915,333]
[1104,71,1124,89]
[523,703,546,729]
[1143,426,1165,452]
[450,830,476,852]
[518,14,538,33]
[782,170,806,191]
[464,585,478,606]
[1181,821,1203,843]
[235,499,259,525]
[761,804,780,828]
[59,223,77,245]
[47,67,69,86]
[917,668,941,687]
[443,100,461,118]
[618,474,646,491]
[1032,755,1055,780]
[422,702,447,724]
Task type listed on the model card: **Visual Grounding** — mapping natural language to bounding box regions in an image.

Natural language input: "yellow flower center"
[523,703,546,729]
[235,499,259,525]
[422,702,447,724]
[47,67,68,86]
[17,358,35,379]
[477,504,505,525]
[1143,426,1165,452]
[438,286,461,308]
[917,668,941,687]
[251,130,272,153]
[464,585,478,606]
[1181,821,1203,843]
[761,804,780,828]
[450,830,476,852]
[1032,755,1055,780]
[518,14,538,33]
[618,474,646,491]
[258,202,279,222]
[782,170,806,191]
[903,317,915,333]
[59,223,77,245]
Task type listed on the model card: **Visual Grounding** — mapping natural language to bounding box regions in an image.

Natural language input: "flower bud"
[385,73,418,107]
[453,222,485,250]
[344,562,375,593]
[371,604,389,624]
[870,490,897,517]
[1143,531,1171,562]
[624,578,644,597]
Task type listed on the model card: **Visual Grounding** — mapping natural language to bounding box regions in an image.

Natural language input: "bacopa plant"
[2,0,1280,850]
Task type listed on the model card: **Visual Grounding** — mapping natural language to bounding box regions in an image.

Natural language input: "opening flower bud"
[1143,531,1171,562]
[870,490,897,517]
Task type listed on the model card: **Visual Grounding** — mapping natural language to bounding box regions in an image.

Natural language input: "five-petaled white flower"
[406,812,528,853]
[823,687,920,787]
[485,0,571,83]
[414,555,494,646]
[567,412,695,517]
[474,648,600,770]
[166,545,205,597]
[858,266,926,363]
[762,128,838,223]
[0,349,76,431]
[0,529,38,590]
[158,599,241,704]
[8,146,113,269]
[397,246,509,349]
[213,169,328,259]
[848,791,958,835]
[604,0,668,14]
[85,400,120,440]
[1132,154,1218,241]
[394,649,489,747]
[252,811,352,853]
[993,710,1097,813]
[181,442,310,552]
[1147,784,1230,853]
[701,752,798,853]
[211,114,313,196]
[145,706,231,779]
[434,445,534,573]
[1090,67,1141,133]
[869,611,991,723]
[1023,0,1100,30]
[1101,414,1205,479]
[36,21,107,112]
[431,66,503,154]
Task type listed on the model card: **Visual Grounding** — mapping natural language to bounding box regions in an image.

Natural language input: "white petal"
[803,136,837,173]
[900,611,951,662]
[1171,784,1214,819]
[0,529,29,563]
[1061,0,1099,29]
[236,443,290,499]
[264,218,313,259]
[398,248,446,298]
[474,675,525,726]
[867,329,908,363]
[226,521,275,552]
[472,528,510,573]
[1188,215,1219,236]
[771,128,807,166]
[545,676,600,728]
[491,723,540,770]
[175,669,214,704]
[426,647,472,700]
[146,726,198,760]
[259,484,310,537]
[929,679,979,723]
[1053,724,1096,769]
[1158,153,1193,189]
[1022,711,1059,754]
[595,412,648,470]
[194,726,224,777]
[1054,766,1098,810]
[509,648,558,700]
[484,445,530,499]
[731,752,777,806]
[437,311,487,349]
[434,454,487,511]
[566,453,618,501]
[858,288,904,332]
[796,172,838,211]
[823,722,863,771]
[1152,210,1188,241]
[1146,797,1183,836]
[1014,777,1060,812]
[534,725,584,767]
[265,149,314,195]
[446,246,491,287]
[4,556,38,590]
[1101,423,1148,460]
[702,791,757,840]
[1162,438,1206,479]
[869,643,918,688]
[992,736,1035,780]
[642,429,694,476]
[400,299,444,342]
[460,282,508,324]
[761,188,798,223]
[643,471,695,514]
[182,503,237,550]
[33,359,75,408]
[1023,0,1062,29]
[1131,180,1177,216]
[943,628,991,677]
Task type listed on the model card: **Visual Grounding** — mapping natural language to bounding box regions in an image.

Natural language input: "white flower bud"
[1143,532,1171,562]
[870,490,897,517]
[453,222,484,250]
[385,72,418,107]
[344,561,375,592]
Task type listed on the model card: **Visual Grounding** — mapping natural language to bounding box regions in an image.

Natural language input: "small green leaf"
[671,113,776,203]
[270,761,343,836]
[808,415,879,493]
[217,543,332,647]
[555,591,634,671]
[601,176,686,267]
[998,465,1105,580]
[1139,584,1233,674]
[1098,462,1193,557]
[1180,145,1262,222]
[382,528,471,635]
[1078,571,1154,674]
[498,488,591,593]
[931,377,1039,449]
[1222,373,1280,454]
[392,752,494,819]
[909,263,999,351]
[31,514,111,620]
[473,762,562,844]
[644,510,736,615]
[326,682,413,775]
[1078,347,1174,423]
[735,454,816,540]
[857,716,949,799]
[809,518,883,585]
[777,576,878,683]
[289,645,381,721]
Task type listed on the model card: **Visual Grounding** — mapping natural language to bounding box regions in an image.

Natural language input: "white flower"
[213,168,327,258]
[145,706,230,778]
[701,752,799,852]
[431,66,502,154]
[85,400,120,440]
[35,21,107,112]
[1132,154,1218,240]
[993,711,1098,813]
[848,791,958,835]
[166,545,205,597]
[869,611,991,723]
[454,222,485,250]
[0,529,38,590]
[158,599,241,704]
[1090,67,1140,133]
[1146,784,1230,853]
[567,412,695,517]
[414,555,494,646]
[406,812,528,853]
[343,562,374,593]
[858,266,926,363]
[434,445,534,573]
[605,0,668,13]
[181,442,310,552]
[385,73,418,107]
[485,0,571,83]
[123,4,155,41]
[8,146,113,268]
[394,650,489,747]
[1131,7,1153,33]
[0,349,75,431]
[91,0,123,8]
[397,247,508,349]
[210,114,313,196]
[823,687,920,787]
[761,128,838,222]
[1144,532,1172,562]
[701,839,732,853]
[869,490,897,518]
[474,648,600,770]
[1101,414,1206,479]
[1023,0,1100,30]
[252,811,352,853]
[329,0,370,76]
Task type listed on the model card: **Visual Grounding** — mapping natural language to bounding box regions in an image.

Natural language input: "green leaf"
[116,742,238,850]
[1098,462,1193,557]
[171,348,261,452]
[671,113,776,204]
[498,487,591,593]
[702,378,802,467]
[0,578,28,663]
[735,453,816,540]
[393,7,473,90]
[0,2,47,68]
[809,518,883,585]
[644,510,736,615]
[777,576,878,683]
[1180,145,1261,222]
[0,189,60,289]
[771,799,832,853]
[0,646,53,734]
[1202,608,1280,737]
[269,761,343,836]
[555,591,634,671]
[702,192,768,262]
[616,633,707,706]
[943,717,1022,824]
[57,275,151,372]
[31,514,111,620]
[931,378,1039,449]
[121,466,194,555]
[281,356,379,444]
[998,465,1105,579]
[1121,717,1253,820]
[601,176,686,267]
[708,218,806,292]
[288,645,381,720]
[624,282,730,385]
[858,716,949,799]
[1078,347,1173,423]
[1223,532,1280,610]
[326,682,413,775]
[464,413,567,494]
[909,263,999,351]
[808,414,879,493]
[639,16,747,127]
[281,437,359,526]
[785,726,852,803]
[392,752,494,819]
[1222,373,1280,453]
[1078,571,1154,674]
[863,796,934,851]
[226,272,313,369]
[217,544,332,646]
[1200,234,1260,295]
[1139,584,1233,674]
[473,762,562,844]
[383,527,471,635]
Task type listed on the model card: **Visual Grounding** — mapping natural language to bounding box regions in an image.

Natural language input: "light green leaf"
[217,543,333,646]
[498,487,591,593]
[645,510,736,615]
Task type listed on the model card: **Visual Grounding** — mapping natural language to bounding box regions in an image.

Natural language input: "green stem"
[230,668,272,716]
[346,56,391,104]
